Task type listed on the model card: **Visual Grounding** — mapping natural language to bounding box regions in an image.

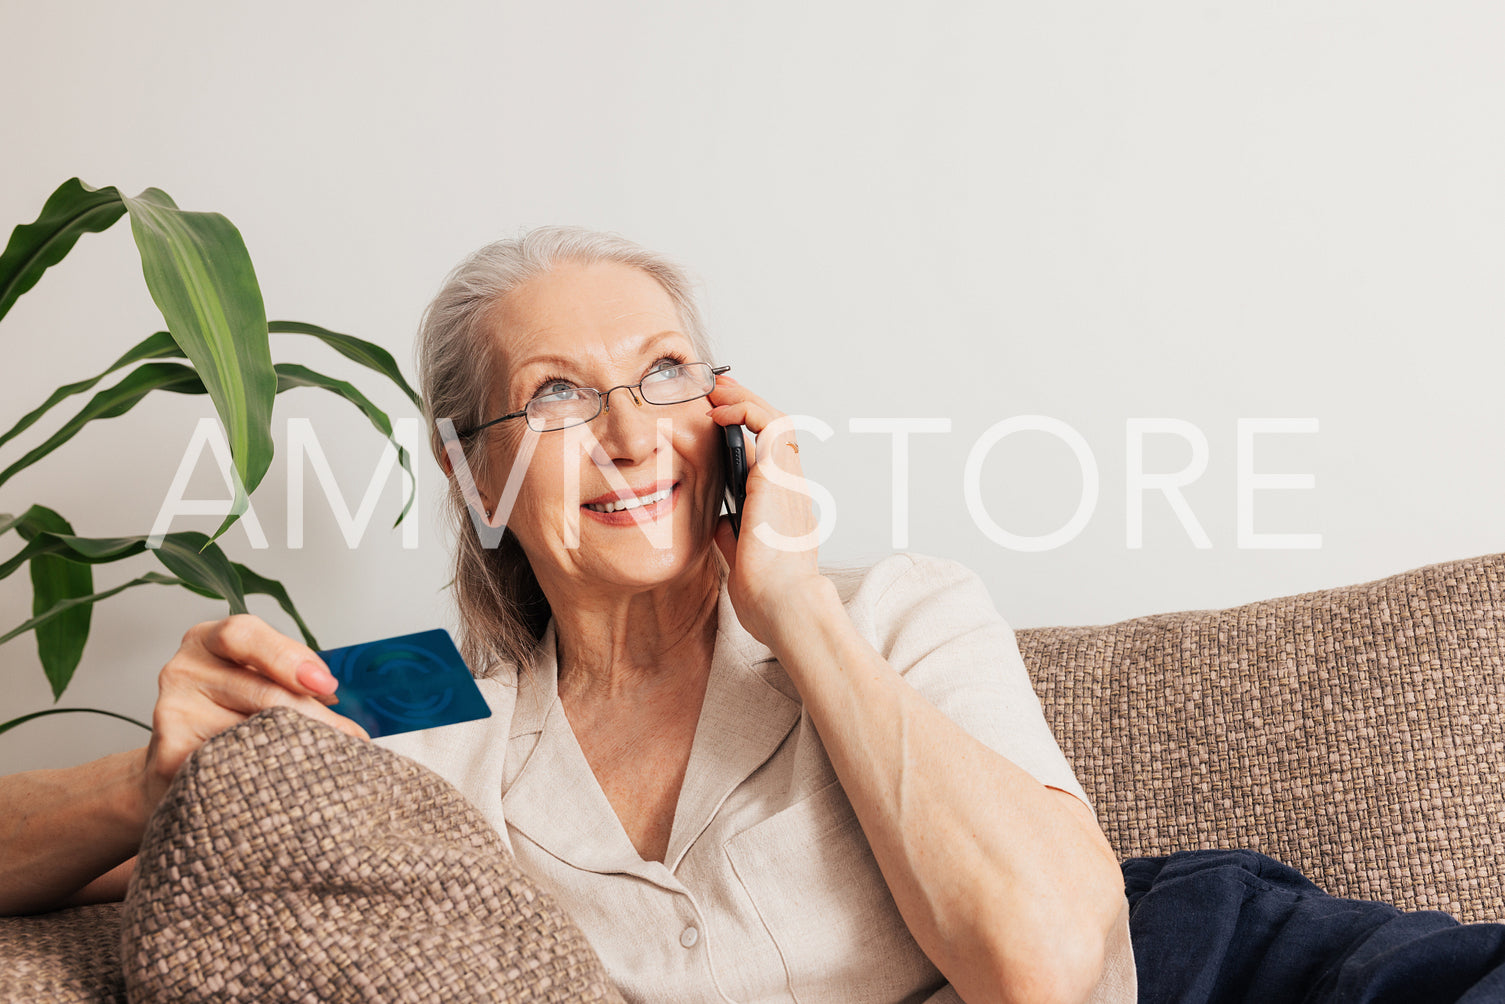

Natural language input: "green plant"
[0,178,419,735]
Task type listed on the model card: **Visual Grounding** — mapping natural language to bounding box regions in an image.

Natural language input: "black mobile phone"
[722,424,748,539]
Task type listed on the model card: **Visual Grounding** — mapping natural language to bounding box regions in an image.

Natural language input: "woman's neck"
[551,558,722,706]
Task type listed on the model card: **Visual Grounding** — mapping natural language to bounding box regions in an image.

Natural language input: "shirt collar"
[501,575,802,884]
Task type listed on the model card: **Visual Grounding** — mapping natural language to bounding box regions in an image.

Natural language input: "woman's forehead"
[489,262,683,364]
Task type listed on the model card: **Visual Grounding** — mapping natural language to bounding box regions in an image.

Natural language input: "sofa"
[2,549,1501,1001]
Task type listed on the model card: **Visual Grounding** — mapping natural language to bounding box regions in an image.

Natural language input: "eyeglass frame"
[456,362,732,438]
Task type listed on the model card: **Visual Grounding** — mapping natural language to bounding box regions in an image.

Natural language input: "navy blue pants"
[1121,850,1505,1003]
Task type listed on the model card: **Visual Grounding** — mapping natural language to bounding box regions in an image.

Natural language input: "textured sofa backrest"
[1017,551,1505,924]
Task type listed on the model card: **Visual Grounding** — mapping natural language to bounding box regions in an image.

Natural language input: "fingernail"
[297,660,338,696]
[721,374,738,384]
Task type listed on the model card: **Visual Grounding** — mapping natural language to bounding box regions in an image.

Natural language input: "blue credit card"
[319,628,491,738]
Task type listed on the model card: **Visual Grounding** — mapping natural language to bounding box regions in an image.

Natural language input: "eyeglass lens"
[526,362,718,432]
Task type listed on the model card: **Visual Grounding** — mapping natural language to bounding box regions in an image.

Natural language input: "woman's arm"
[61,855,137,907]
[706,374,1124,1003]
[766,577,1125,1004]
[0,614,369,917]
[0,749,150,915]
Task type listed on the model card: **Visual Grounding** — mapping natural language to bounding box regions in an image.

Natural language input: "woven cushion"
[0,903,124,1003]
[1018,550,1505,924]
[120,706,624,1003]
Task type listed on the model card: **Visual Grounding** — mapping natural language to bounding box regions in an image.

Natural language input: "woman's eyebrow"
[510,330,684,393]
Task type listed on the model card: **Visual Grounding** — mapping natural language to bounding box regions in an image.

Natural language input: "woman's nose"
[592,385,661,459]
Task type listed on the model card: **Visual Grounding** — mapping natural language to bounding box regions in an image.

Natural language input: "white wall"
[2,1,1501,772]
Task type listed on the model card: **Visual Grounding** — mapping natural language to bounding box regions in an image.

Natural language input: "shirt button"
[679,925,699,948]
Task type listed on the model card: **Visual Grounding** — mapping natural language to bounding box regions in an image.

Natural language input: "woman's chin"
[575,525,719,585]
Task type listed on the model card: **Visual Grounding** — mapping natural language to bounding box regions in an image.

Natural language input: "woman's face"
[476,260,724,597]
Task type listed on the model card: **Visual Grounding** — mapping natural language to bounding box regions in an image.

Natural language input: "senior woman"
[386,227,1137,1004]
[0,226,1133,1003]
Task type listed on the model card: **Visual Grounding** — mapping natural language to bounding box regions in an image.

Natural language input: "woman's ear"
[433,431,456,478]
[435,440,493,514]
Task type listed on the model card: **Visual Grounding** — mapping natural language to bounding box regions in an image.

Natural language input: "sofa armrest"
[1019,550,1505,924]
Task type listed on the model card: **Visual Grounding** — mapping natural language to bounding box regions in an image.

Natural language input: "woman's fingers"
[157,644,370,742]
[192,663,371,741]
[708,378,783,434]
[138,614,374,818]
[707,381,803,474]
[188,613,338,700]
[705,376,817,546]
[147,616,371,785]
[703,376,823,646]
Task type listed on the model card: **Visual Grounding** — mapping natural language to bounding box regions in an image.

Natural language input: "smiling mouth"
[582,483,677,514]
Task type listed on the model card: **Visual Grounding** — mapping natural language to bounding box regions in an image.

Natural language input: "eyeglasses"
[458,361,731,436]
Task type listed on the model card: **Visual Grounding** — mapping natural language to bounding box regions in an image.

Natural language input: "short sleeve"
[861,552,1095,814]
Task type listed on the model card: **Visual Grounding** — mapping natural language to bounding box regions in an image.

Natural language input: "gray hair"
[414,225,865,682]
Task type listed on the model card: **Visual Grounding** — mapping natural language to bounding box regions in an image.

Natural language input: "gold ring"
[786,442,799,453]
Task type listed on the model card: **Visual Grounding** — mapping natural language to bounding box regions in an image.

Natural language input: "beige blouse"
[377,552,1137,1003]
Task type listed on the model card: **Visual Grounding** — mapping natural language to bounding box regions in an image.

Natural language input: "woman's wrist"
[119,746,159,836]
[763,574,848,666]
[0,748,153,915]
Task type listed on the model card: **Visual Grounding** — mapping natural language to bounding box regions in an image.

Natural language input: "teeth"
[584,486,672,513]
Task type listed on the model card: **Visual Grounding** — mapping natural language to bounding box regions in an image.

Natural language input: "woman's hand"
[139,614,370,816]
[705,373,832,647]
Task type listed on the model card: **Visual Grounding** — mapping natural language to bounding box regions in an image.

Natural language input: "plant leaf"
[0,537,62,580]
[1,539,311,659]
[270,320,422,410]
[0,178,126,324]
[0,707,151,737]
[1,572,182,649]
[0,507,148,581]
[275,362,417,527]
[232,563,318,648]
[0,362,207,491]
[146,532,247,614]
[0,513,246,615]
[0,354,413,524]
[17,506,94,698]
[122,188,276,549]
[0,331,183,453]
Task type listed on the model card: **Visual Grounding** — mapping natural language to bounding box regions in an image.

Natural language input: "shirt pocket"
[723,776,943,1003]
